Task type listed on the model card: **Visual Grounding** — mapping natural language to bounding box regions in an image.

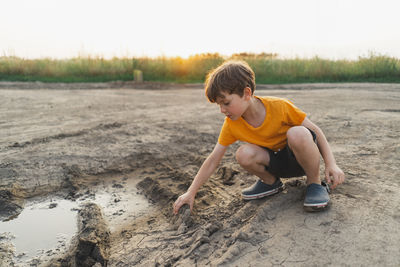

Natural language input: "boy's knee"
[235,144,257,167]
[287,126,313,148]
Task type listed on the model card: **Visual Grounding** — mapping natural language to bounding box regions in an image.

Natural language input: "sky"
[1,0,400,60]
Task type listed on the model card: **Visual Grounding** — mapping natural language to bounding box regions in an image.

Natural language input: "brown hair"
[205,60,255,103]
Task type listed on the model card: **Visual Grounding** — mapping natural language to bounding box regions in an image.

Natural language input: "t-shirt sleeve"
[218,119,237,146]
[283,99,307,126]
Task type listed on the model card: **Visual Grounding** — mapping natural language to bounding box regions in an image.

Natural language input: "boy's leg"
[236,144,285,200]
[235,144,276,184]
[287,126,320,184]
[287,126,330,211]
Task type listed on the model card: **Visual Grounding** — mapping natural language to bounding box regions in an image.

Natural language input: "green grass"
[1,52,400,84]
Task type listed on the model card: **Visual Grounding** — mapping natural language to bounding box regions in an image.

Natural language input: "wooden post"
[133,69,143,82]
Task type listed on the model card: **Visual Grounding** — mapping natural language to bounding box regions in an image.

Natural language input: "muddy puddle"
[1,197,77,264]
[0,174,152,266]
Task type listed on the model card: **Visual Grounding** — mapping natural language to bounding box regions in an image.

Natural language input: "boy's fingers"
[174,203,182,215]
[173,199,181,214]
[331,178,338,189]
[327,177,332,185]
[332,173,342,189]
[189,202,194,212]
[337,173,344,186]
[325,171,331,184]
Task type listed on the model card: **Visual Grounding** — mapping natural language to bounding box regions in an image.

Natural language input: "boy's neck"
[242,96,265,128]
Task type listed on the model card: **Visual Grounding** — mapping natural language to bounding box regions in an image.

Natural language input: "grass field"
[1,53,399,84]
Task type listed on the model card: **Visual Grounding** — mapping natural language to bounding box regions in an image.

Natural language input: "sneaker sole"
[242,184,285,200]
[303,201,329,212]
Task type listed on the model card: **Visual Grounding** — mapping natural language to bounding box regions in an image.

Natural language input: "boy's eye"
[224,102,230,106]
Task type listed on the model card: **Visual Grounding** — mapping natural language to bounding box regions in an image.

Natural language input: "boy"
[173,60,345,214]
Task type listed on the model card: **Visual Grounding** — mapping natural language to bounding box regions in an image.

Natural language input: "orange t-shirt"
[218,96,306,151]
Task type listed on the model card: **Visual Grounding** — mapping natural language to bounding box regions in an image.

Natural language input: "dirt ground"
[0,82,399,266]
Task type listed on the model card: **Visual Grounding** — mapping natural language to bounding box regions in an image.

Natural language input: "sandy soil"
[0,82,399,266]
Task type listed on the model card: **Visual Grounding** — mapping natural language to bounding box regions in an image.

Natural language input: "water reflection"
[0,197,78,262]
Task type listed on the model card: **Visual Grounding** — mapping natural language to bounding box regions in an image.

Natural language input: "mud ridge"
[48,202,111,267]
[0,189,24,222]
[6,122,124,149]
[361,108,400,113]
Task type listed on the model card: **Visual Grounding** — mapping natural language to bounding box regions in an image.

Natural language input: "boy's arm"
[301,117,345,189]
[173,143,228,214]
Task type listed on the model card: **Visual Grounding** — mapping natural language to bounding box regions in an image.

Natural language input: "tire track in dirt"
[4,122,124,150]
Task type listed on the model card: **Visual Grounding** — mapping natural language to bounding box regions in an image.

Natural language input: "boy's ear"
[244,87,252,99]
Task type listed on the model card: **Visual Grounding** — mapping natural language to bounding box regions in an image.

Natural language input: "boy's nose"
[220,106,226,114]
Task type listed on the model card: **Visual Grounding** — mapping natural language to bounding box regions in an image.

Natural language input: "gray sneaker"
[303,182,330,212]
[242,179,284,200]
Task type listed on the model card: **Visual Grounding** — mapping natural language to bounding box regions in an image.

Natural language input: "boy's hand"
[325,164,345,189]
[173,191,195,215]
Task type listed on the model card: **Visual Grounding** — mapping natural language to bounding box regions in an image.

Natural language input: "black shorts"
[265,129,317,178]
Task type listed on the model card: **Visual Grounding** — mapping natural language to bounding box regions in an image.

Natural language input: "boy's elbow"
[208,144,227,164]
[303,118,322,134]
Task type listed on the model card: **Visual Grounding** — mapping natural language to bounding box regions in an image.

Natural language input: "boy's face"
[215,90,250,121]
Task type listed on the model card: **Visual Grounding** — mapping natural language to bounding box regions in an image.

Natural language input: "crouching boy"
[173,60,345,214]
